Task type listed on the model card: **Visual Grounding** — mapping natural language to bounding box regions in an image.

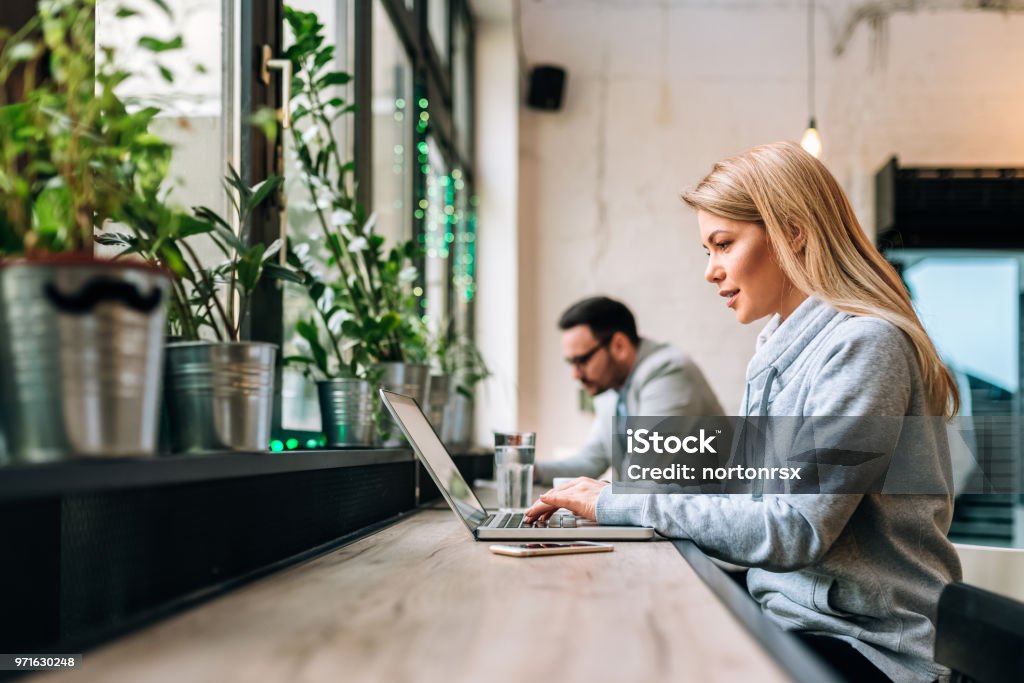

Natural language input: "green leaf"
[250,107,278,142]
[237,243,266,292]
[263,262,303,284]
[379,312,401,334]
[150,0,173,17]
[32,182,71,238]
[94,232,135,247]
[192,206,245,253]
[313,47,335,70]
[262,239,282,262]
[177,214,219,246]
[248,175,283,211]
[115,7,139,18]
[138,35,183,53]
[296,319,329,376]
[157,64,174,83]
[340,319,361,338]
[316,72,352,89]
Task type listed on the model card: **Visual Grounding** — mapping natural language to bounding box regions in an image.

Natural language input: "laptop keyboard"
[485,512,577,529]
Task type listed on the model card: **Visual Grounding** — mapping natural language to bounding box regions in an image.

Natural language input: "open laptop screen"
[380,390,489,532]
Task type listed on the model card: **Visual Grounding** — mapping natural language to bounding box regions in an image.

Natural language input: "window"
[280,0,355,431]
[95,0,235,266]
[450,172,476,339]
[274,0,476,439]
[452,6,472,158]
[422,137,451,330]
[372,0,414,247]
[427,0,449,69]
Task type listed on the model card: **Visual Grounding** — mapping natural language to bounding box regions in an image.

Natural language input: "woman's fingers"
[538,480,604,521]
[523,498,558,522]
[524,477,607,522]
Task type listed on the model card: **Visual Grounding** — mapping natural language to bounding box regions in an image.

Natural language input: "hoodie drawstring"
[751,366,778,501]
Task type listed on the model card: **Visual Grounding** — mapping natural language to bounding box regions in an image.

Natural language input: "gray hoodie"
[596,296,962,683]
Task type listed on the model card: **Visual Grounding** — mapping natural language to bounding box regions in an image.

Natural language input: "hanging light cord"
[807,0,816,124]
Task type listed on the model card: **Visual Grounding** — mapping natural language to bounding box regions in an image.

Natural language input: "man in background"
[536,296,724,484]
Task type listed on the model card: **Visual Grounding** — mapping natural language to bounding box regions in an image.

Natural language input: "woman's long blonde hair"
[682,141,958,417]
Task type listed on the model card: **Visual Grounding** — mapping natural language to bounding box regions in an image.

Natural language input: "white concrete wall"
[512,0,1024,460]
[474,11,521,443]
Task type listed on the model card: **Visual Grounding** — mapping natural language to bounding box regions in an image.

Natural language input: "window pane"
[452,7,471,157]
[428,0,449,69]
[280,0,354,431]
[95,0,232,255]
[450,172,475,339]
[373,0,414,247]
[423,138,451,331]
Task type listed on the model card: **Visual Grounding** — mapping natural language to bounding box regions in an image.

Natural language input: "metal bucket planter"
[163,341,277,453]
[317,378,374,447]
[441,390,473,448]
[0,257,170,463]
[426,374,450,432]
[376,362,430,447]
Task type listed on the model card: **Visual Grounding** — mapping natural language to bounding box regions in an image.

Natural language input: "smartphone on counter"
[489,541,613,557]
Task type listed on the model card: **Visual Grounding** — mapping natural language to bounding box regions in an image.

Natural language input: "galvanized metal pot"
[441,390,473,447]
[0,257,170,463]
[317,378,374,447]
[163,341,277,453]
[376,362,430,447]
[426,374,450,432]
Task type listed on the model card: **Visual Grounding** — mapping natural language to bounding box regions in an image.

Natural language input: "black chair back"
[935,582,1024,682]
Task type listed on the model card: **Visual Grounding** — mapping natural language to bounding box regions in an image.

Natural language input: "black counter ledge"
[0,448,413,502]
[672,540,845,683]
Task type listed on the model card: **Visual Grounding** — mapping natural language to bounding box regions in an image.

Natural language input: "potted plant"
[430,333,490,447]
[281,242,375,447]
[102,167,297,453]
[283,6,430,447]
[0,0,177,462]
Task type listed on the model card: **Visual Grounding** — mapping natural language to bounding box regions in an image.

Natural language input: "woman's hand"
[524,477,610,523]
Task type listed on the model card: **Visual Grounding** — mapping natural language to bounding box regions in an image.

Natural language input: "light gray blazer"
[538,338,724,483]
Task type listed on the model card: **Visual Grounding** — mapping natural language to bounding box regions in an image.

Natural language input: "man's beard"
[583,359,629,395]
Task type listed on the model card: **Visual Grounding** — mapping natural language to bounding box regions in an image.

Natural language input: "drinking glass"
[493,431,536,511]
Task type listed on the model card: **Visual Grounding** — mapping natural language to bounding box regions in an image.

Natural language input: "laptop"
[380,389,655,541]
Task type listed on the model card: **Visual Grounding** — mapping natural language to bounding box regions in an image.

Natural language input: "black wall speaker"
[527,65,566,111]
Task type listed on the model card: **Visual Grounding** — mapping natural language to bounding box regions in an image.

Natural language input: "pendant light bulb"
[801,117,822,158]
[800,0,822,159]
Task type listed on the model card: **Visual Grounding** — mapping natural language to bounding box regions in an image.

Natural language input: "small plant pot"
[376,362,430,447]
[441,390,473,448]
[0,257,170,463]
[426,374,450,432]
[317,378,375,447]
[163,341,277,453]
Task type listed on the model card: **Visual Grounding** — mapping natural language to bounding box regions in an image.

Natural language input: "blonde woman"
[526,141,962,683]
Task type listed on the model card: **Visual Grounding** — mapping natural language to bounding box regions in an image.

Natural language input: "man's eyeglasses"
[565,336,611,370]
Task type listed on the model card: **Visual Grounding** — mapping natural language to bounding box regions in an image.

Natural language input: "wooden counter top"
[36,510,790,683]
